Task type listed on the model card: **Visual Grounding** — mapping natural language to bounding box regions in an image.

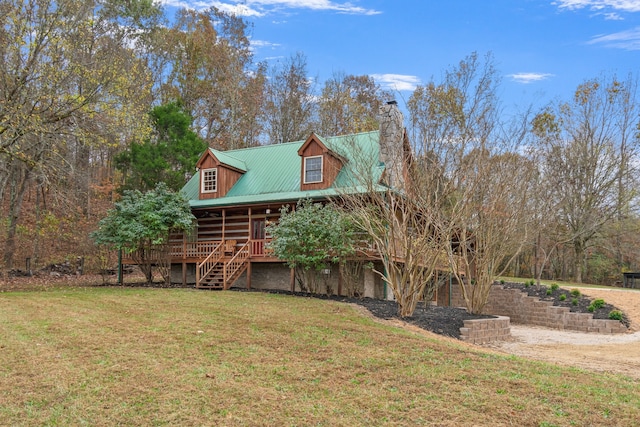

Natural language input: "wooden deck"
[122,239,278,264]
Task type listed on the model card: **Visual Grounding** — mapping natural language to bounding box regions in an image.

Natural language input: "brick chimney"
[379,101,405,189]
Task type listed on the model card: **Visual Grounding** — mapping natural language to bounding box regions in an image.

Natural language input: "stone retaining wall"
[451,283,627,333]
[459,316,511,345]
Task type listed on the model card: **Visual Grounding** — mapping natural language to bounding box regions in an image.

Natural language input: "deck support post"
[246,261,252,289]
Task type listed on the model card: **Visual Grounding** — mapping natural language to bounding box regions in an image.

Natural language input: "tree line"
[1,0,639,290]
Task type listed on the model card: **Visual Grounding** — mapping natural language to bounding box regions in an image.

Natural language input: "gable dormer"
[196,149,246,200]
[297,133,345,191]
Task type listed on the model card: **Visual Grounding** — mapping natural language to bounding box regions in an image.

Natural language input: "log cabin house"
[156,102,453,303]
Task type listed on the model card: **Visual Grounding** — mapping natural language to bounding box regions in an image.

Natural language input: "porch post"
[290,268,295,292]
[222,209,226,241]
[183,234,186,260]
[117,249,123,285]
[246,207,252,290]
[196,263,200,287]
[248,207,252,258]
[246,261,252,289]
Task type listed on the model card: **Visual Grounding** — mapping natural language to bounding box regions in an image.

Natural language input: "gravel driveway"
[485,287,640,378]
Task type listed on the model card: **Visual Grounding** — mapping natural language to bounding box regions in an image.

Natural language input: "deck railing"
[166,238,460,275]
[250,239,275,257]
[122,247,168,264]
[171,241,227,260]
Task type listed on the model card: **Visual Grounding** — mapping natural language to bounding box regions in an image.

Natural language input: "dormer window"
[304,156,323,183]
[201,168,218,193]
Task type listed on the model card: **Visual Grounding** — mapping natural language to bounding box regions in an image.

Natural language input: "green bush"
[591,299,605,309]
[608,310,623,321]
[550,283,559,291]
[546,289,552,296]
[570,289,581,297]
[572,298,579,306]
[588,304,595,312]
[559,294,566,301]
[500,279,505,285]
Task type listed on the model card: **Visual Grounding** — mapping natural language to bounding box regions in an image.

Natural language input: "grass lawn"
[1,287,638,426]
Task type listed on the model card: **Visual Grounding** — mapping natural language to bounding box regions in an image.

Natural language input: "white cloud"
[160,0,380,16]
[603,11,624,19]
[245,0,381,15]
[553,0,640,13]
[250,39,281,49]
[217,3,265,16]
[371,74,420,91]
[507,73,554,84]
[588,26,640,49]
[167,0,266,16]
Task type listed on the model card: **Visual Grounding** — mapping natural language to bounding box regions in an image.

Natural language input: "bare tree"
[408,52,534,314]
[0,0,157,269]
[263,52,316,144]
[339,103,448,317]
[318,72,390,136]
[159,8,266,149]
[532,74,640,282]
[443,149,534,313]
[343,189,449,317]
[340,54,534,315]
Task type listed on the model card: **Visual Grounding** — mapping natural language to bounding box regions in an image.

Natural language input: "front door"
[252,220,266,256]
[252,219,266,240]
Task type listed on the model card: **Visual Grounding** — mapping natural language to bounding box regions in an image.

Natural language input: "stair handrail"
[223,242,250,289]
[196,242,223,286]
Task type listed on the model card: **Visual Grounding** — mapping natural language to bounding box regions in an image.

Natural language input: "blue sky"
[161,0,640,114]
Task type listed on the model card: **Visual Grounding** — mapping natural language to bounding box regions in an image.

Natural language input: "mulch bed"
[344,297,494,339]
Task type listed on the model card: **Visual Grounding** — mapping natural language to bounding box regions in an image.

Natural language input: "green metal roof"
[208,149,247,172]
[182,130,384,208]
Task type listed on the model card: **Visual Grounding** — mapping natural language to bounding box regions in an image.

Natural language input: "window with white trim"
[303,156,323,184]
[201,168,217,193]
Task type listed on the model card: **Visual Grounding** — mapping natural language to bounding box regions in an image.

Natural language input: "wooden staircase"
[196,241,250,289]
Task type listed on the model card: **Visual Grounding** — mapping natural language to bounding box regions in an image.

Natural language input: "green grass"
[0,287,638,426]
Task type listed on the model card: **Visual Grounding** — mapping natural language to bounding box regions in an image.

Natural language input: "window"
[304,156,323,183]
[201,168,217,193]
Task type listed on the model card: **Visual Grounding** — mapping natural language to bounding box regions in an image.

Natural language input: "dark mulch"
[242,289,494,339]
[501,282,630,328]
[341,297,494,339]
